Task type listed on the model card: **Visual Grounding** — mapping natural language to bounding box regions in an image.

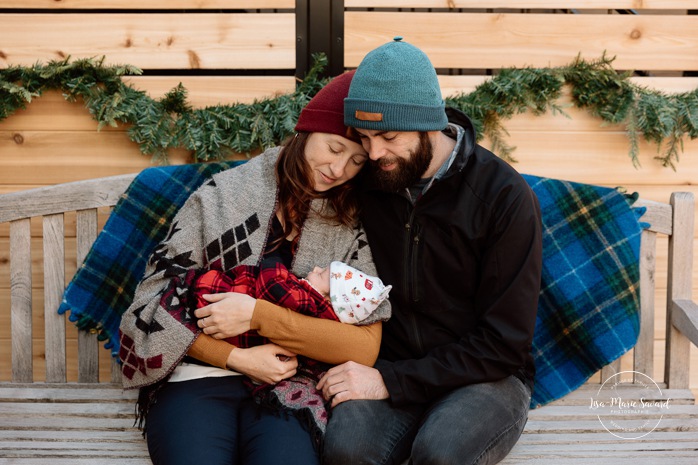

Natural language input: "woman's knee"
[145,378,245,465]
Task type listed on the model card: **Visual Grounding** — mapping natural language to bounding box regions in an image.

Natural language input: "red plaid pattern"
[192,262,339,348]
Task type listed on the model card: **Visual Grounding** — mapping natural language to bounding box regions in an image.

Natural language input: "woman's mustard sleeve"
[251,299,382,366]
[187,334,235,369]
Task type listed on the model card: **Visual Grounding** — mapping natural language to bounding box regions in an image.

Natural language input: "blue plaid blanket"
[59,167,647,408]
[524,174,647,407]
[58,161,243,355]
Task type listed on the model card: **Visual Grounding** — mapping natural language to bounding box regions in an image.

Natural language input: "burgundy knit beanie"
[295,70,358,142]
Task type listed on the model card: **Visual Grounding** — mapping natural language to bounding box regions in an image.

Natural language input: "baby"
[303,261,392,324]
[184,260,391,440]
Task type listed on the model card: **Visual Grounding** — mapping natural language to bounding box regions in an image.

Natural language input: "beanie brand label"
[355,110,383,122]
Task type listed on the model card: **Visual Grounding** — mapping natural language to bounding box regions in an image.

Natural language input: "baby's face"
[306,266,330,295]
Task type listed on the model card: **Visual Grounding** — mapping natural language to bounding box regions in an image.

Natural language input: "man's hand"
[317,361,389,407]
[194,292,256,339]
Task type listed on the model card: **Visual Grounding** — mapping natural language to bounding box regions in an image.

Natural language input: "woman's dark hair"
[273,132,361,252]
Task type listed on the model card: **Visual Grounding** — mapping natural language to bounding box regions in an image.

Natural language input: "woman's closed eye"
[351,155,368,166]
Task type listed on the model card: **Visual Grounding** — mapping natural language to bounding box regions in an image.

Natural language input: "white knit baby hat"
[329,261,392,324]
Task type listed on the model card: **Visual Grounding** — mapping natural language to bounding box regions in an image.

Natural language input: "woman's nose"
[329,157,349,177]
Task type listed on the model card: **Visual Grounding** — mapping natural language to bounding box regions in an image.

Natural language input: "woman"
[118,70,390,465]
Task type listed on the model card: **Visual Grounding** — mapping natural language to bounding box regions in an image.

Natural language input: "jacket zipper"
[404,208,425,355]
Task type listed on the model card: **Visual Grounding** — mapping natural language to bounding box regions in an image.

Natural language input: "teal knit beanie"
[344,37,448,132]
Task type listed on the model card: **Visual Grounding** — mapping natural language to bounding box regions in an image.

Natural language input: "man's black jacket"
[360,108,543,405]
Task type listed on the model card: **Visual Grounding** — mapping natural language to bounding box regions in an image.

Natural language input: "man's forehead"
[355,128,391,136]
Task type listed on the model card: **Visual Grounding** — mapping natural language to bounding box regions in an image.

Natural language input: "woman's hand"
[227,343,298,385]
[194,292,256,339]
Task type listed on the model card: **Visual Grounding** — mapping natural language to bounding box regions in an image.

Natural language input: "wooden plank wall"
[0,1,697,395]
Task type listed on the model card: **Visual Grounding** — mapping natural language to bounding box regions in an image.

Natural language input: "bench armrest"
[672,299,698,348]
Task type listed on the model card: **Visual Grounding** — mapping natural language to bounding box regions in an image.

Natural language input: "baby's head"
[306,265,332,297]
[306,261,391,324]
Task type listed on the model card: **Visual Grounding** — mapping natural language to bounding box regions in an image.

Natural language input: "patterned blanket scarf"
[58,161,243,355]
[178,262,342,443]
[59,166,647,409]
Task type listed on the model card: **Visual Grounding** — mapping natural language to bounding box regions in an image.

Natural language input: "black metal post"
[296,0,345,80]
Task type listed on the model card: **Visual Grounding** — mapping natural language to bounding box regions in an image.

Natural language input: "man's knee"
[323,401,373,464]
[321,438,358,465]
[410,377,530,465]
[323,399,419,465]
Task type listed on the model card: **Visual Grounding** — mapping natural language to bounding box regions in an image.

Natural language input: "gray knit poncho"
[119,147,390,390]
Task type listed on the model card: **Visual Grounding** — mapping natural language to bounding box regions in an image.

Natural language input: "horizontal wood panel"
[0,129,694,186]
[124,76,297,107]
[0,131,194,184]
[492,131,698,186]
[346,0,696,8]
[4,0,294,8]
[0,13,295,69]
[344,12,698,70]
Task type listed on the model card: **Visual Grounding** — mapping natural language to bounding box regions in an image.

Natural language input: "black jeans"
[323,375,531,465]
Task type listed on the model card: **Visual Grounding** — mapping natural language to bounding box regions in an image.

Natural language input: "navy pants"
[145,376,319,465]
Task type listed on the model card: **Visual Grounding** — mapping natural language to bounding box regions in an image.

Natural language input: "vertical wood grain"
[43,214,66,383]
[635,230,656,380]
[665,193,695,389]
[111,357,122,384]
[9,219,32,383]
[76,209,99,383]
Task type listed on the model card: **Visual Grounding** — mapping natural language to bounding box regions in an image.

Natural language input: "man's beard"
[367,133,433,192]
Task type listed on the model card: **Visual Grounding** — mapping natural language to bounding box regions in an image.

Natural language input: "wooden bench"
[0,175,696,464]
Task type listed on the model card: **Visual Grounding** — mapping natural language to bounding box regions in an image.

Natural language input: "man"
[317,37,543,465]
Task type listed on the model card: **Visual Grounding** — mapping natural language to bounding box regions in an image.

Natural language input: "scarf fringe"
[247,378,328,452]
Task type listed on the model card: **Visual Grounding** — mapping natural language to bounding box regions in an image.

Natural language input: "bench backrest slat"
[665,192,695,389]
[635,229,657,378]
[76,208,100,383]
[10,218,33,383]
[43,213,66,383]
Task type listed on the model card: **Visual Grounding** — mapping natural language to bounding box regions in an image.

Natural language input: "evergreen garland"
[1,53,697,168]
